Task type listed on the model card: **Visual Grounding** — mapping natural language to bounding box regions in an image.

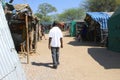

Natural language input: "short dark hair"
[52,21,58,27]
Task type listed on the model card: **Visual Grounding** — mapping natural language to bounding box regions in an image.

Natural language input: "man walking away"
[48,21,63,69]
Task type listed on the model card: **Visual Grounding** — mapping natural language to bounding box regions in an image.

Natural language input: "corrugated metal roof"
[86,12,110,29]
[0,2,26,80]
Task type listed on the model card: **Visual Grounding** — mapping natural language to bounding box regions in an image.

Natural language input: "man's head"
[52,21,59,27]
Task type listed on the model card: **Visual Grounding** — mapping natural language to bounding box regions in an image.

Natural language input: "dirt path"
[21,31,120,80]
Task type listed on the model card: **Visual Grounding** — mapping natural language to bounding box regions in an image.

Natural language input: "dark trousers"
[51,47,59,66]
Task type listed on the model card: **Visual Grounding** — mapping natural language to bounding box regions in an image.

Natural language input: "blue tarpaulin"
[86,12,110,29]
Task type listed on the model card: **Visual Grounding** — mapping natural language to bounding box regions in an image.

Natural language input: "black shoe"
[57,62,60,65]
[52,65,57,69]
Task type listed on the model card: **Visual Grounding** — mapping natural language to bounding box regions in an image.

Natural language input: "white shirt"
[49,26,63,47]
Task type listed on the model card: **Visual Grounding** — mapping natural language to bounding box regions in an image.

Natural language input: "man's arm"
[48,37,52,49]
[60,38,63,48]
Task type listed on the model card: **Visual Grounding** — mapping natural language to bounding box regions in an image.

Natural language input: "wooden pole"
[25,14,29,64]
[34,23,38,53]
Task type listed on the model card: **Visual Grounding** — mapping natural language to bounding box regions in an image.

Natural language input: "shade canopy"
[86,12,110,29]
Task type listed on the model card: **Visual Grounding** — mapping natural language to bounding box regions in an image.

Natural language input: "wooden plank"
[25,14,29,64]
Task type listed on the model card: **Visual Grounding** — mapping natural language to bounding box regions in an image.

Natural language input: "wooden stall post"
[34,23,38,53]
[25,14,29,64]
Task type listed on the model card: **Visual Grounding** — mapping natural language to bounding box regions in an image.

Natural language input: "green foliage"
[84,0,119,12]
[50,14,59,21]
[58,8,85,21]
[37,3,57,17]
[42,16,52,22]
[35,2,86,22]
[36,3,57,22]
[116,0,120,5]
[35,13,52,22]
[34,13,43,19]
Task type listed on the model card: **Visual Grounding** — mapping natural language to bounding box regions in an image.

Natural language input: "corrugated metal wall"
[0,2,26,80]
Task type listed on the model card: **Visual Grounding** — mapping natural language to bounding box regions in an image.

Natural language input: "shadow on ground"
[31,62,53,68]
[88,47,120,69]
[64,34,70,37]
[68,40,99,46]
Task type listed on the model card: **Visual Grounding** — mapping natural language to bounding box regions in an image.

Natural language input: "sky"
[5,0,85,14]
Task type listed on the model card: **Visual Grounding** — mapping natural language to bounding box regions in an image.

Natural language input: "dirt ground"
[20,31,120,80]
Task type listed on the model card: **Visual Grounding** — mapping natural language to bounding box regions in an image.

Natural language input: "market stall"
[84,12,111,44]
[5,3,39,63]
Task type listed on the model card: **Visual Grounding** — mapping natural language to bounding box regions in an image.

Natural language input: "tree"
[50,14,59,21]
[34,13,43,19]
[58,8,85,21]
[36,3,57,22]
[37,3,57,17]
[83,0,119,12]
[116,0,120,5]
